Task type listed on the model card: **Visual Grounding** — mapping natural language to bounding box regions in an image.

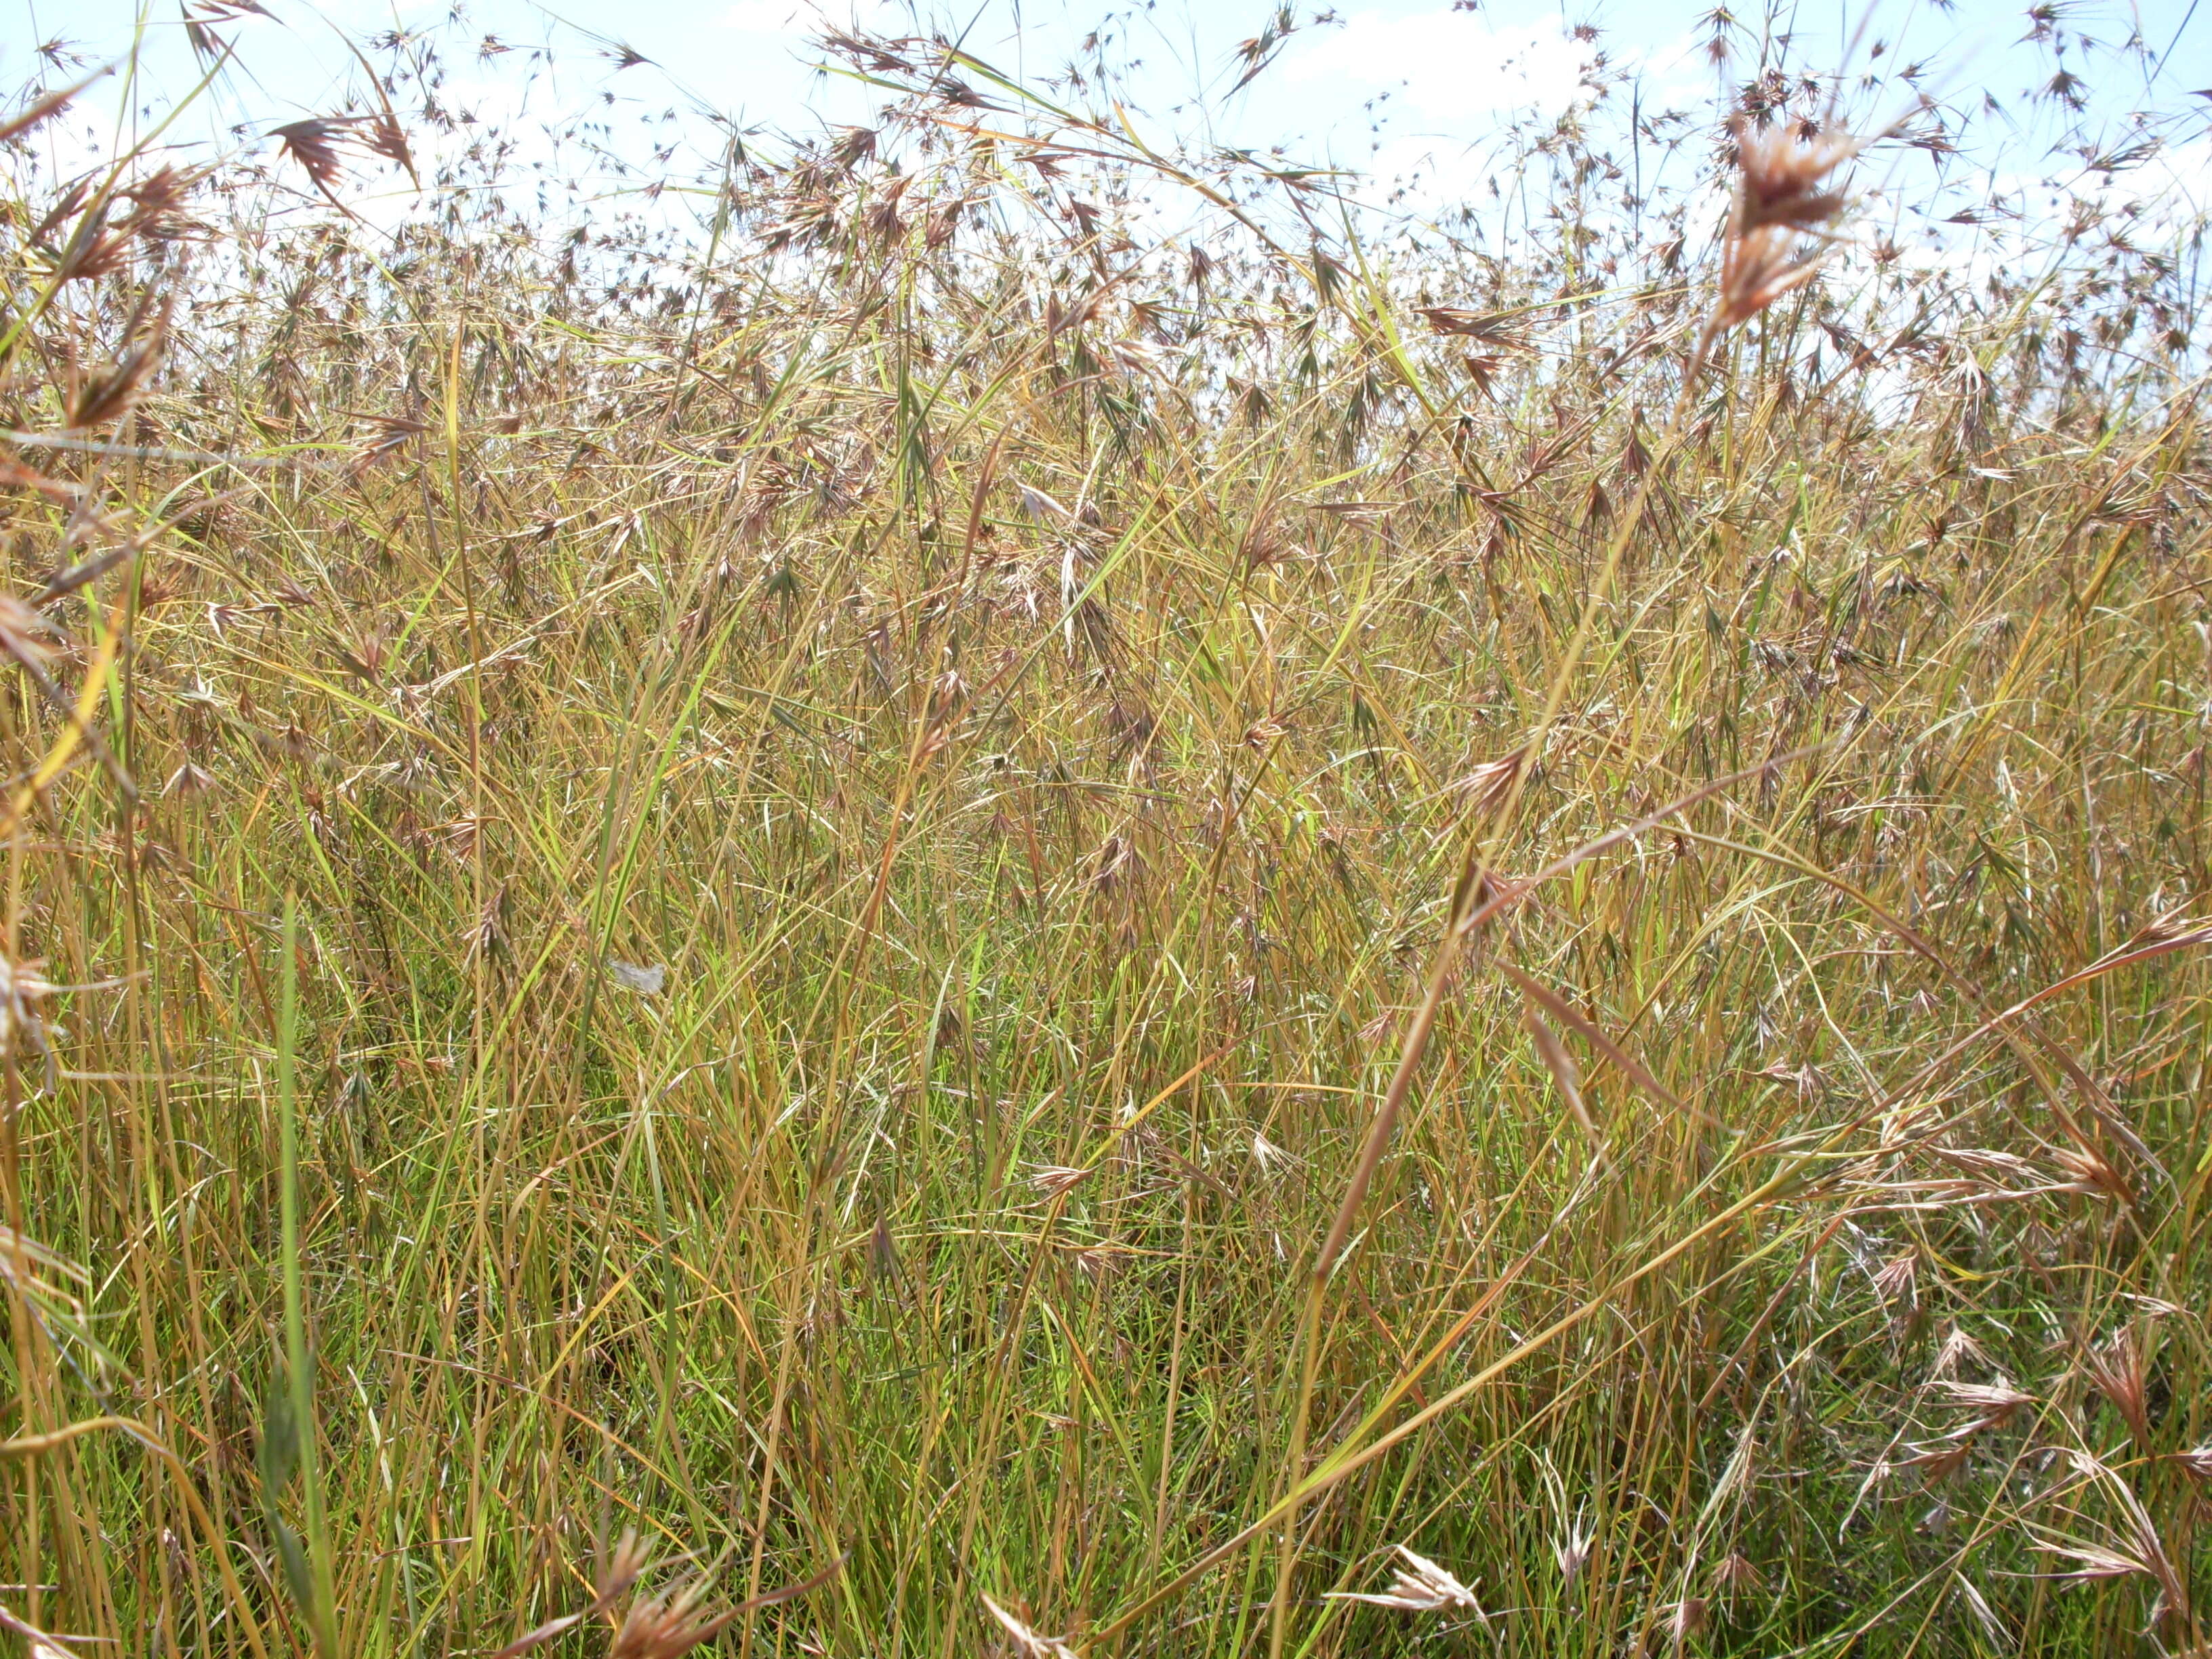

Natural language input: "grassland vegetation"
[1,7,2209,1655]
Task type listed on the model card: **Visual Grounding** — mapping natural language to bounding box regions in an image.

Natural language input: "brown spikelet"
[65,320,166,429]
[1620,405,1654,476]
[0,594,56,670]
[0,944,59,1065]
[115,164,211,247]
[1711,112,1859,331]
[2083,1329,2152,1451]
[981,1594,1082,1657]
[351,410,428,472]
[1027,1164,1091,1198]
[270,119,347,194]
[605,1578,728,1659]
[1902,1438,1973,1480]
[1525,1005,1599,1142]
[1713,1551,1765,1595]
[165,760,218,800]
[0,66,110,145]
[1871,1248,1917,1312]
[924,199,964,248]
[52,205,134,284]
[54,165,210,282]
[361,111,418,185]
[1416,306,1526,348]
[1935,1378,2034,1434]
[484,1532,651,1659]
[1452,747,1528,817]
[2050,1144,2132,1205]
[832,125,878,169]
[1324,1545,1488,1620]
[28,178,94,251]
[2038,1452,2192,1629]
[1671,1596,1711,1640]
[487,1533,840,1659]
[864,175,911,242]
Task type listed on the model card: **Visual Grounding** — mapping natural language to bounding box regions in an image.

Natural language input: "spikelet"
[1710,112,1860,332]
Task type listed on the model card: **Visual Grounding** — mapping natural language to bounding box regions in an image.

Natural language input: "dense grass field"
[3,10,2210,1656]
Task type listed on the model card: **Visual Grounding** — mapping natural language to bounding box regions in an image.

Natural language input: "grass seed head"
[1713,1551,1764,1595]
[164,760,217,799]
[0,593,56,666]
[0,951,57,1059]
[980,1594,1081,1658]
[1555,1517,1594,1583]
[2050,1144,2133,1205]
[64,325,165,428]
[1324,1545,1487,1620]
[1669,1595,1710,1642]
[0,66,108,144]
[1935,1378,2035,1433]
[2083,1329,2152,1450]
[607,1579,731,1659]
[1711,112,1859,331]
[270,119,348,192]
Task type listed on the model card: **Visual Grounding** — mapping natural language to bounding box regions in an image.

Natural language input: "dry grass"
[1,11,2209,1657]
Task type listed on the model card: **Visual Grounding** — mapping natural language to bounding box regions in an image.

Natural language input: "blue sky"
[16,0,2210,248]
[29,1,2208,141]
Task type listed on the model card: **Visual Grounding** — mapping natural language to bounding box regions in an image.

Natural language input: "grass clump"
[1,10,2209,1656]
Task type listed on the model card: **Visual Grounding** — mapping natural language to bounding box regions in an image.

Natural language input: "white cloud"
[1279,9,1599,123]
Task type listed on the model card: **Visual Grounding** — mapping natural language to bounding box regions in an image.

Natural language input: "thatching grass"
[1,12,2208,1656]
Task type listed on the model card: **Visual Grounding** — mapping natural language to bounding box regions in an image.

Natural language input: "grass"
[1,10,2209,1656]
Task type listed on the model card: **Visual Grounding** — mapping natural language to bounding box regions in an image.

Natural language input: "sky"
[12,0,2211,252]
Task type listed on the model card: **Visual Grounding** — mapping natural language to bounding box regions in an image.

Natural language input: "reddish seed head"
[1710,112,1860,331]
[270,119,347,191]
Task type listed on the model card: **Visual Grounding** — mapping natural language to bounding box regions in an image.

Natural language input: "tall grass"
[1,10,2208,1656]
